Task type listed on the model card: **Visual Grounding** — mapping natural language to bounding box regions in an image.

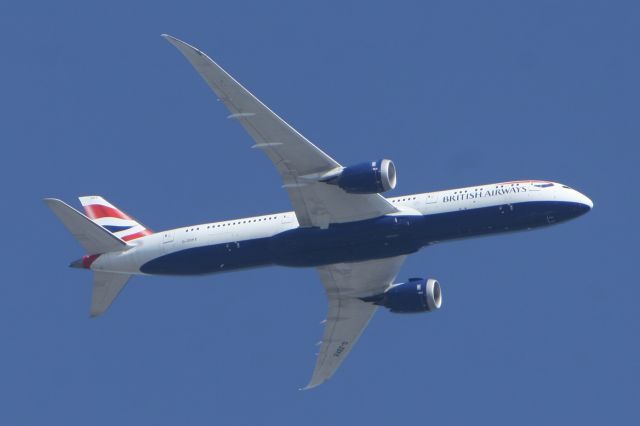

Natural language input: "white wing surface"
[163,35,397,228]
[305,255,407,389]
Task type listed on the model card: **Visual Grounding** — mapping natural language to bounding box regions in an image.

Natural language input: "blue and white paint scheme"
[44,35,593,390]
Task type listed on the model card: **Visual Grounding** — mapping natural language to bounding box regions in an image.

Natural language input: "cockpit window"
[562,185,571,189]
[533,183,554,188]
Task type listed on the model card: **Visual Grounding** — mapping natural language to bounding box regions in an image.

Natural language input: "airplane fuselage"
[87,180,592,276]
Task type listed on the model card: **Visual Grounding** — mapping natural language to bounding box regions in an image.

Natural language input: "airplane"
[44,34,593,389]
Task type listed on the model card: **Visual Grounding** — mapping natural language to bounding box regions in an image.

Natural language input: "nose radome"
[584,195,594,209]
[575,190,594,210]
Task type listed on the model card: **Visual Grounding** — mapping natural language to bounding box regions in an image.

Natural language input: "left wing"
[162,34,398,228]
[304,255,407,389]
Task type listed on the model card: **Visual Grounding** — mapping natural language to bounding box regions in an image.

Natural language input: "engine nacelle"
[362,278,442,313]
[325,159,397,194]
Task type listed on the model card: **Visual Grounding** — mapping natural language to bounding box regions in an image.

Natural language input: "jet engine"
[324,159,397,194]
[362,278,442,313]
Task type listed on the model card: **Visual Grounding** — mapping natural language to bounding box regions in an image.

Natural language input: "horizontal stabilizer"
[91,271,131,317]
[44,198,129,254]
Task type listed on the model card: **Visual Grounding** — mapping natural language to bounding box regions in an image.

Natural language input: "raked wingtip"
[161,34,180,44]
[299,381,321,391]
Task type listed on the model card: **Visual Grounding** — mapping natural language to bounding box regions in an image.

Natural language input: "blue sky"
[2,1,639,424]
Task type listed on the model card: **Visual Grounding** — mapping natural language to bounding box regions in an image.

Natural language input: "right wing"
[163,35,397,228]
[304,255,407,389]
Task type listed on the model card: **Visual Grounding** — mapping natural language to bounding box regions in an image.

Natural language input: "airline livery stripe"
[122,230,153,241]
[103,224,135,233]
[500,180,552,184]
[79,197,116,208]
[84,204,132,220]
[93,218,138,227]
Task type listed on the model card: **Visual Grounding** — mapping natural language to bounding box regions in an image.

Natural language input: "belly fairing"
[269,215,425,267]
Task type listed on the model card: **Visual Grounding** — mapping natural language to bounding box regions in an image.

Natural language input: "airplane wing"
[163,35,398,228]
[304,255,407,389]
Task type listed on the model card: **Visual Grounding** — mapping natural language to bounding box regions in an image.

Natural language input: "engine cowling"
[362,278,442,313]
[326,159,397,194]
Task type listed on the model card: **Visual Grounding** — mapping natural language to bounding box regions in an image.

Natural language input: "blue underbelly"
[140,201,587,275]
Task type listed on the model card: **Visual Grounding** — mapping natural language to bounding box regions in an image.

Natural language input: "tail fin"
[44,198,129,254]
[79,196,152,241]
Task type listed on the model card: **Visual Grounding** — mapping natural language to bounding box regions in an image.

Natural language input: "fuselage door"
[162,231,175,253]
[281,214,295,225]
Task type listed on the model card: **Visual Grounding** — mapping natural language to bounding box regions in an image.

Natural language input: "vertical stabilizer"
[79,196,152,241]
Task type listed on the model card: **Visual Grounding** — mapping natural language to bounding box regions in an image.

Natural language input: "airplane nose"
[573,190,593,214]
[578,192,593,210]
[584,195,594,210]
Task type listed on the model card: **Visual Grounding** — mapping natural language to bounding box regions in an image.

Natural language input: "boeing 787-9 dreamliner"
[45,35,593,389]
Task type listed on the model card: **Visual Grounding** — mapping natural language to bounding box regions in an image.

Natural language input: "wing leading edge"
[305,255,407,389]
[162,34,397,228]
[162,35,405,388]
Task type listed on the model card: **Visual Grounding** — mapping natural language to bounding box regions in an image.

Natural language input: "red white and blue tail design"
[79,196,152,242]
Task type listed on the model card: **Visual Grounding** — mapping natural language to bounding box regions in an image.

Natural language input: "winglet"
[299,382,321,391]
[161,34,204,56]
[161,33,176,43]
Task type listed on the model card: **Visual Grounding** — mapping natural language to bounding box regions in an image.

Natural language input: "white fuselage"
[90,180,593,276]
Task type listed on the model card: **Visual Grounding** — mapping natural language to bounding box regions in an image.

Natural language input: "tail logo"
[79,196,152,241]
